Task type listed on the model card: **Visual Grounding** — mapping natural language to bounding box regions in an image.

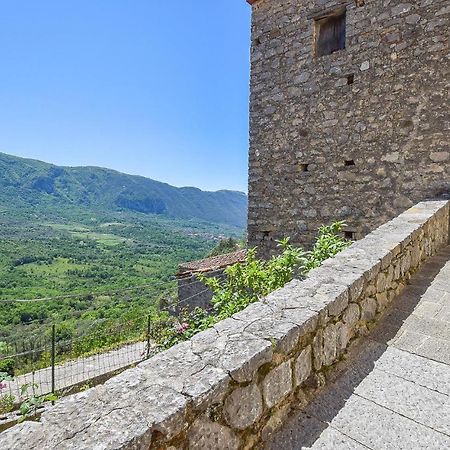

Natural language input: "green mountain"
[0,152,247,228]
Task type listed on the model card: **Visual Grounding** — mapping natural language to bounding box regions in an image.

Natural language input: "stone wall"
[247,0,450,255]
[1,200,449,450]
[176,270,226,313]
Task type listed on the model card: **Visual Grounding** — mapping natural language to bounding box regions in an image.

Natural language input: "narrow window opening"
[344,231,356,240]
[347,74,355,85]
[315,10,346,57]
[299,163,310,172]
[254,36,263,46]
[345,159,355,167]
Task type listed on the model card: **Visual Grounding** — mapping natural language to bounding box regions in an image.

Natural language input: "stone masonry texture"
[0,200,448,449]
[247,0,450,255]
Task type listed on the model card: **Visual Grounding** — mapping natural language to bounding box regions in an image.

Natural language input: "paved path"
[4,341,147,400]
[268,246,450,450]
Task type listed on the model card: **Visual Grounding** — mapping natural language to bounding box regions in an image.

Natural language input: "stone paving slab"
[353,368,450,435]
[268,246,450,449]
[267,412,368,450]
[374,346,450,395]
[323,396,450,450]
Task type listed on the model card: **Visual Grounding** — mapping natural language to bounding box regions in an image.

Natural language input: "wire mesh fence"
[0,277,214,415]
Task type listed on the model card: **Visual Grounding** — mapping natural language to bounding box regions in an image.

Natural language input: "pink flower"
[0,382,6,391]
[176,322,189,334]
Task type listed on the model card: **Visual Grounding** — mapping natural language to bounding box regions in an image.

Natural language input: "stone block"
[188,418,240,450]
[262,360,293,408]
[312,329,324,371]
[360,297,378,322]
[343,303,360,327]
[323,323,339,366]
[337,321,353,351]
[294,345,312,387]
[218,333,273,383]
[376,292,389,312]
[223,384,263,430]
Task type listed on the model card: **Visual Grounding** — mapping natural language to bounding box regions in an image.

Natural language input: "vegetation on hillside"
[0,151,248,228]
[0,150,247,373]
[0,201,244,375]
[207,237,244,257]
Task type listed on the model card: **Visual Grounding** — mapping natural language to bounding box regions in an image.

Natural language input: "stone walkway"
[268,246,450,450]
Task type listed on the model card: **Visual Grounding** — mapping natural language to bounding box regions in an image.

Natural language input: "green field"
[0,209,243,371]
[0,151,246,373]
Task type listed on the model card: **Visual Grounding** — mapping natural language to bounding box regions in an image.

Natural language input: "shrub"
[0,359,15,377]
[153,221,350,350]
[0,393,15,415]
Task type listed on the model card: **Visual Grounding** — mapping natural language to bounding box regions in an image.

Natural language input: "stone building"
[246,0,449,255]
[176,250,247,312]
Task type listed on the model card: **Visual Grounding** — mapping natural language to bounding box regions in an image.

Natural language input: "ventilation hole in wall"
[345,159,355,167]
[344,230,356,240]
[299,163,310,172]
[262,231,274,241]
[347,74,355,85]
[299,129,309,137]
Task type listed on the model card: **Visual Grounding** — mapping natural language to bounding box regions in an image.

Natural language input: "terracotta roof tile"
[177,249,247,276]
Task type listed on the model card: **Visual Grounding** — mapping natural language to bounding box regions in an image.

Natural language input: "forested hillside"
[0,152,246,367]
[0,152,247,228]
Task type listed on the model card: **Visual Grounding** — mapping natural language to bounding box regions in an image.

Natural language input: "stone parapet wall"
[1,200,449,450]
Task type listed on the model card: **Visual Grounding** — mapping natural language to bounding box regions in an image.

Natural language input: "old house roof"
[177,249,247,277]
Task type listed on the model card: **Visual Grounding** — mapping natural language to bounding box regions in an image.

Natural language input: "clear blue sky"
[0,1,251,192]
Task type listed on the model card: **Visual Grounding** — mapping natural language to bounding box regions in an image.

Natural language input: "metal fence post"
[51,324,56,404]
[146,315,151,359]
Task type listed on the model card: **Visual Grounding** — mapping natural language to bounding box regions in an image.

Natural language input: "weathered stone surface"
[337,321,352,352]
[323,323,339,366]
[343,303,360,327]
[360,297,378,322]
[248,0,449,256]
[0,422,46,450]
[188,418,240,450]
[263,360,293,408]
[182,365,230,409]
[294,345,312,387]
[269,243,450,450]
[223,384,263,430]
[218,333,273,383]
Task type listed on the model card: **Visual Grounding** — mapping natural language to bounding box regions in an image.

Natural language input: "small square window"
[315,11,346,57]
